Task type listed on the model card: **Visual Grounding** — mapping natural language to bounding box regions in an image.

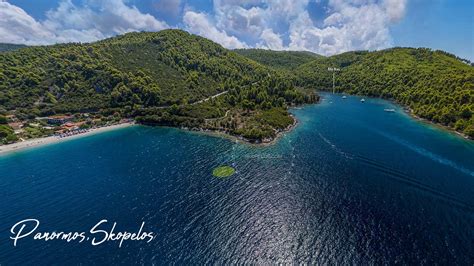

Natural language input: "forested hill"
[0,43,27,52]
[0,29,317,143]
[2,30,471,142]
[236,47,473,138]
[295,48,474,138]
[234,49,322,71]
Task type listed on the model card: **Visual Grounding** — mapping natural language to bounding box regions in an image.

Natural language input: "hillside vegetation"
[2,30,471,143]
[234,47,473,138]
[0,43,27,52]
[294,48,474,138]
[0,30,317,143]
[234,49,322,71]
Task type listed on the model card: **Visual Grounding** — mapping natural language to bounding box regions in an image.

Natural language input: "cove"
[0,92,472,264]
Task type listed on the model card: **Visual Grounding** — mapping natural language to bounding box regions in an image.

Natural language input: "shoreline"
[328,91,472,141]
[191,101,314,146]
[1,96,469,157]
[0,122,135,156]
[377,96,472,140]
[0,109,300,156]
[403,107,472,141]
[188,114,299,147]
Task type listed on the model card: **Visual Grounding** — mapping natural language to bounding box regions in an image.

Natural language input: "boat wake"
[317,132,353,159]
[354,154,474,212]
[375,130,474,177]
[316,131,473,211]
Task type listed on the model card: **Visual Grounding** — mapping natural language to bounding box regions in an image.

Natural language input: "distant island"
[0,29,472,147]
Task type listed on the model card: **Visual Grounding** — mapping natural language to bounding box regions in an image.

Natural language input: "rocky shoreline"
[334,92,472,141]
[404,107,472,141]
[183,114,299,146]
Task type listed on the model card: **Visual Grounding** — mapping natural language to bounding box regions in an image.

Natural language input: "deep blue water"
[1,93,473,264]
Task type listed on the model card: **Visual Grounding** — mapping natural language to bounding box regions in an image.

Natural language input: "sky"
[1,0,473,60]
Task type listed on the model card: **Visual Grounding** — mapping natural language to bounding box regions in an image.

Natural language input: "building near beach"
[46,115,73,125]
[8,122,24,134]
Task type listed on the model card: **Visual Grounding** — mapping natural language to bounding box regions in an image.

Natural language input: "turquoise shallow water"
[0,93,473,264]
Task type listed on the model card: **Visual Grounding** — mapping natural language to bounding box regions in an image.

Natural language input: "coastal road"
[204,109,231,122]
[156,90,228,109]
[192,90,228,105]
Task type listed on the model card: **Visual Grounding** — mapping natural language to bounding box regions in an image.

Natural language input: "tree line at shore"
[238,48,474,138]
[1,30,472,143]
[0,30,317,143]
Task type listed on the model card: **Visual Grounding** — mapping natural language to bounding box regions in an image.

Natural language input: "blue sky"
[1,0,473,60]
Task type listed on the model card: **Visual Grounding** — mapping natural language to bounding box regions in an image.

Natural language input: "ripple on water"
[0,94,473,264]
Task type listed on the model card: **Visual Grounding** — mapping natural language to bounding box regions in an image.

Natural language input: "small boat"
[360,98,365,102]
[384,108,395,112]
[342,96,347,99]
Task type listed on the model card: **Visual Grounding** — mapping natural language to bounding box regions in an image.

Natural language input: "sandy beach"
[0,122,135,155]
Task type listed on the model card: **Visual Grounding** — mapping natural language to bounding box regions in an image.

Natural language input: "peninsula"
[0,29,472,148]
[0,30,318,146]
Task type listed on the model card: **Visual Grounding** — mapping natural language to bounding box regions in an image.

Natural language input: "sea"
[0,92,473,264]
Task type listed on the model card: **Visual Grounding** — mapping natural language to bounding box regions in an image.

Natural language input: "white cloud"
[208,0,407,55]
[212,0,309,42]
[287,0,405,55]
[383,0,407,22]
[183,11,248,49]
[153,0,182,16]
[216,5,265,39]
[0,0,169,45]
[258,28,284,50]
[0,0,408,56]
[0,1,55,44]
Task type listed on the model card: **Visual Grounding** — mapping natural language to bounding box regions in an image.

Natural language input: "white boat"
[360,98,365,102]
[342,95,347,99]
[384,108,395,112]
